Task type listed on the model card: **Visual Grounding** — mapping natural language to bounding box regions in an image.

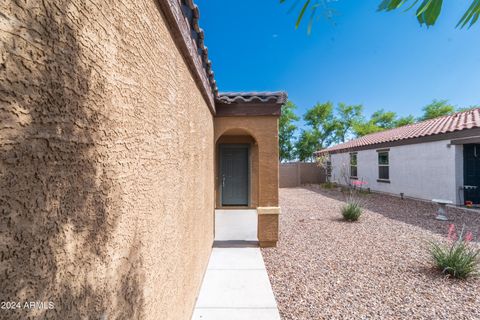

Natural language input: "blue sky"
[195,0,480,128]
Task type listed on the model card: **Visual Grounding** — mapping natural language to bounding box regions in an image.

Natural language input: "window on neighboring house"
[378,150,389,180]
[326,160,332,178]
[350,153,358,178]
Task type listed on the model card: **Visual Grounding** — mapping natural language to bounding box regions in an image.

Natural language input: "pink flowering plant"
[430,224,480,279]
[351,179,368,193]
[351,180,367,188]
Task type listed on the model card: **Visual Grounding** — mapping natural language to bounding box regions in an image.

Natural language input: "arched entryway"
[215,128,259,208]
[212,92,286,247]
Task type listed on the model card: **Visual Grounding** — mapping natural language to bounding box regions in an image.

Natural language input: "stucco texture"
[214,116,280,246]
[1,1,213,319]
[215,117,279,208]
[330,140,462,204]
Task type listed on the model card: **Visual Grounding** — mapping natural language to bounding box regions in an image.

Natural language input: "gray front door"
[220,145,249,206]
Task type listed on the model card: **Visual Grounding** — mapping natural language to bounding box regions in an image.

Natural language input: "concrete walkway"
[214,209,258,241]
[191,247,281,320]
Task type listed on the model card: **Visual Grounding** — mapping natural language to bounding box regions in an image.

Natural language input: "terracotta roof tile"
[181,2,289,105]
[217,92,288,104]
[182,0,218,95]
[319,108,480,154]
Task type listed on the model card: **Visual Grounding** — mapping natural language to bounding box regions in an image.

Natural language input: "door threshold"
[213,240,259,248]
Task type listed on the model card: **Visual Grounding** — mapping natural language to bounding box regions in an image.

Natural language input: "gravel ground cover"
[261,187,480,320]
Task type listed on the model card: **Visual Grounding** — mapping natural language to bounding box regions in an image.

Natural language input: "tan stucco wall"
[1,1,213,319]
[214,117,280,246]
[214,117,279,208]
[215,135,259,208]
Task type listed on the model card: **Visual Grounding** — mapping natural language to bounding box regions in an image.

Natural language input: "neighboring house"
[1,1,283,320]
[317,108,480,205]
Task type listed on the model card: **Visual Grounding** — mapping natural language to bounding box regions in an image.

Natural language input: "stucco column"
[257,126,280,247]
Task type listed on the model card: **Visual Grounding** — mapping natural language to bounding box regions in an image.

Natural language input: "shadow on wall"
[304,186,480,241]
[1,2,144,319]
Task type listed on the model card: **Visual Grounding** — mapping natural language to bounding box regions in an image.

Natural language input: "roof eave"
[157,0,218,114]
[319,127,480,154]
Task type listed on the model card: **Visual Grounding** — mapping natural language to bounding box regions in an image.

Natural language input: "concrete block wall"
[280,162,326,188]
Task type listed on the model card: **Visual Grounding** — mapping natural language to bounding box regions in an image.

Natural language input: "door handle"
[222,175,225,188]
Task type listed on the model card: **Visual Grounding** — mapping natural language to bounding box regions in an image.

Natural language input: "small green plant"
[341,197,362,221]
[430,224,479,279]
[356,188,371,196]
[321,181,336,189]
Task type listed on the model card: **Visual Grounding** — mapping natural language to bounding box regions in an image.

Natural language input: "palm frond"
[285,0,479,32]
[457,0,480,28]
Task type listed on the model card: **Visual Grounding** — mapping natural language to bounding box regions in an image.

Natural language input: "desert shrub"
[339,186,350,194]
[321,181,336,189]
[341,201,362,221]
[430,224,479,279]
[353,188,371,196]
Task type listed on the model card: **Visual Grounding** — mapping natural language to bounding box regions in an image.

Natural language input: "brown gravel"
[262,186,480,320]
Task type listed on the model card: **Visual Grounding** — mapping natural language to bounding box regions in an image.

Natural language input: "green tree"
[353,109,397,137]
[282,0,480,30]
[395,115,416,127]
[370,109,398,129]
[296,130,321,162]
[279,101,300,162]
[303,102,337,146]
[352,121,384,137]
[295,102,337,161]
[419,100,455,121]
[352,109,415,137]
[333,103,363,143]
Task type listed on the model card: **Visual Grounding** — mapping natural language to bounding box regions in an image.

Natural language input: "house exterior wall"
[330,140,464,204]
[1,1,214,320]
[214,116,280,246]
[215,117,280,208]
[215,135,259,208]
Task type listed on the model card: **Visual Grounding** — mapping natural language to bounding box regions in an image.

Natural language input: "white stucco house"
[316,108,480,206]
